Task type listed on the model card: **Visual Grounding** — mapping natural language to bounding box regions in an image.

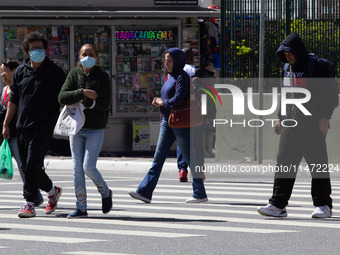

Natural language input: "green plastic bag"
[0,139,13,180]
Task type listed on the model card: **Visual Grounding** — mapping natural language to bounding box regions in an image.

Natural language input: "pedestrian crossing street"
[1,170,340,254]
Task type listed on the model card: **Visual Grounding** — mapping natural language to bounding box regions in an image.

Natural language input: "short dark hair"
[182,48,194,64]
[21,31,49,53]
[1,59,19,71]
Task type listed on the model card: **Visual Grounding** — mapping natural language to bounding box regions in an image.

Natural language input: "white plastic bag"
[54,102,85,136]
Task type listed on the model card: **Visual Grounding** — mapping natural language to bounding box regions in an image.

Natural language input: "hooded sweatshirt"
[160,48,190,117]
[276,33,335,128]
[10,57,66,130]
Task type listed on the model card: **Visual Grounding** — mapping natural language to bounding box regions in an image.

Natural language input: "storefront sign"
[155,0,198,5]
[115,30,174,41]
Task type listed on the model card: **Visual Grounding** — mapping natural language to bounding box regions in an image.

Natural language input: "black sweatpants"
[269,126,332,209]
[18,128,54,202]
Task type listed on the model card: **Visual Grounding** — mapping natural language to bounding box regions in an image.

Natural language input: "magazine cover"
[151,43,159,56]
[125,74,133,87]
[124,58,131,72]
[139,73,147,88]
[154,73,161,87]
[142,42,151,55]
[137,58,143,72]
[140,88,147,102]
[117,43,126,56]
[117,73,126,86]
[146,73,154,88]
[116,58,124,72]
[132,74,141,87]
[133,43,143,56]
[142,58,150,72]
[130,58,137,72]
[133,90,141,103]
[126,43,134,56]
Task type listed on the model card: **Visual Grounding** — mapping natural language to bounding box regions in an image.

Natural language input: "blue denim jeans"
[9,137,43,204]
[70,128,110,211]
[176,144,188,172]
[137,115,207,200]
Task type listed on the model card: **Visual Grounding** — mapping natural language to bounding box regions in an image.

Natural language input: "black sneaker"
[67,209,88,219]
[102,189,112,214]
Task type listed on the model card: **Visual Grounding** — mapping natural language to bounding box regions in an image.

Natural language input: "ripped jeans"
[70,128,110,211]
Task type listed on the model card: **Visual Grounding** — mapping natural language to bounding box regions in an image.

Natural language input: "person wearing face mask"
[129,48,208,203]
[58,44,112,219]
[0,60,44,206]
[2,32,66,218]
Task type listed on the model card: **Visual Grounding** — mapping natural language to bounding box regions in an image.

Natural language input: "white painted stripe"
[3,223,202,238]
[108,211,340,229]
[0,194,336,207]
[0,234,105,243]
[0,214,297,234]
[0,246,9,249]
[62,252,137,255]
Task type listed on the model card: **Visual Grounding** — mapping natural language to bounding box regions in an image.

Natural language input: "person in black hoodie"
[129,48,208,203]
[2,32,65,218]
[257,33,335,218]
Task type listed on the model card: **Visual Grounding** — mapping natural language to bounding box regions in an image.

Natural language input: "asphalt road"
[1,167,340,255]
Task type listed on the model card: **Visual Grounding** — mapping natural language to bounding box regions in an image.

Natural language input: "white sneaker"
[128,191,151,203]
[311,205,332,218]
[186,197,208,203]
[257,204,287,217]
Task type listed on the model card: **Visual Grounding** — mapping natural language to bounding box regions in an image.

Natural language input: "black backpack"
[283,54,339,109]
[308,53,339,109]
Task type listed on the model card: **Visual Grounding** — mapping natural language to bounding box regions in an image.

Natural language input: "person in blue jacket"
[129,48,208,203]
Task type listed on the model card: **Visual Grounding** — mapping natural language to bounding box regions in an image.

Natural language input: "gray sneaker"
[311,205,332,218]
[128,191,151,203]
[257,204,287,217]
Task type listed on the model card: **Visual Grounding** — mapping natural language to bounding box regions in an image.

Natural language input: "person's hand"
[2,124,10,139]
[274,121,282,135]
[83,89,98,100]
[319,118,329,135]
[152,97,164,107]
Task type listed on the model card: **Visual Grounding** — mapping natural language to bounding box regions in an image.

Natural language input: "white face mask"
[80,56,96,69]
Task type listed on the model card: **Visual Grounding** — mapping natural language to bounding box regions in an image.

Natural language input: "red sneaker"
[18,203,36,218]
[179,169,188,182]
[45,186,62,214]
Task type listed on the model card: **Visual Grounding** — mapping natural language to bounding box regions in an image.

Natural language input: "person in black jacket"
[0,59,43,206]
[2,32,65,218]
[257,33,336,218]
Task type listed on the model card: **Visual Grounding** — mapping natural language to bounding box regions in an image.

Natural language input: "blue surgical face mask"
[80,56,96,69]
[29,49,45,63]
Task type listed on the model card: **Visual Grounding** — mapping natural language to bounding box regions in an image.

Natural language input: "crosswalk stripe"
[2,223,203,238]
[107,210,340,229]
[0,234,105,243]
[0,194,333,217]
[0,214,298,234]
[62,252,137,255]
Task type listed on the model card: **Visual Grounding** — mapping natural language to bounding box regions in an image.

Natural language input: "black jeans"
[18,128,54,202]
[269,126,332,209]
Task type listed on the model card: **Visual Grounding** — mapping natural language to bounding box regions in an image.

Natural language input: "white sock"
[26,201,34,206]
[47,186,56,196]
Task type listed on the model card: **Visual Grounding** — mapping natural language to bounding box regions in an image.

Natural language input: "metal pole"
[220,0,226,78]
[286,0,291,36]
[258,0,266,164]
